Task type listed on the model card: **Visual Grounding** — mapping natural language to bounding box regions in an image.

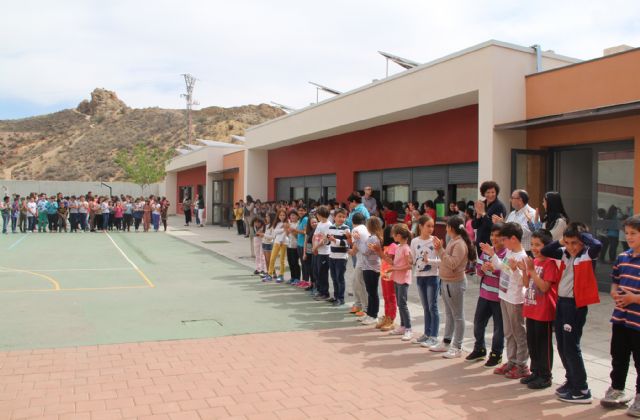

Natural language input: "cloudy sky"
[1,0,639,119]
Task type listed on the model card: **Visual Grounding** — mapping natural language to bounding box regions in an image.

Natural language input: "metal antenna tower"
[180,74,198,144]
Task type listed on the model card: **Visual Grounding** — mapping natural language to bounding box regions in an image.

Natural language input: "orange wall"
[527,115,640,212]
[223,150,245,203]
[526,48,640,118]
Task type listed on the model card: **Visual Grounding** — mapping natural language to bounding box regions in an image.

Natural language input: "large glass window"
[306,187,321,204]
[324,186,336,203]
[291,187,304,202]
[383,185,409,204]
[413,190,438,206]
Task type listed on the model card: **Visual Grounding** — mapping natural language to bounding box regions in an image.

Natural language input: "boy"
[520,229,560,389]
[601,215,640,415]
[480,222,529,379]
[348,212,369,316]
[327,208,351,306]
[541,224,601,403]
[466,223,506,368]
[312,205,332,301]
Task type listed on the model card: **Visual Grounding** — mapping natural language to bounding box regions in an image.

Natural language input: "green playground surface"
[0,232,350,351]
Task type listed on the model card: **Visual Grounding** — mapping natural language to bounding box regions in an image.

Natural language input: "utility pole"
[180,74,198,144]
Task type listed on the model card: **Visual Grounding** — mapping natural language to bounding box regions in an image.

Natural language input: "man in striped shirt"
[602,215,640,415]
[327,208,351,307]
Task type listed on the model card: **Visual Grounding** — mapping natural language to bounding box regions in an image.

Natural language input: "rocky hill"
[0,89,285,181]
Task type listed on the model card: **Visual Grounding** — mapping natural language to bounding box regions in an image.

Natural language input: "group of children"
[0,193,170,234]
[247,196,640,413]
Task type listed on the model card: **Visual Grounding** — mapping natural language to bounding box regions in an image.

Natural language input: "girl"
[261,213,275,281]
[160,198,170,232]
[300,216,318,291]
[376,223,413,341]
[152,199,161,232]
[143,198,152,232]
[133,198,144,232]
[375,225,397,331]
[360,216,383,326]
[411,215,440,348]
[430,215,477,359]
[268,209,289,283]
[101,198,110,232]
[252,216,267,276]
[526,191,569,241]
[286,211,301,284]
[113,201,124,231]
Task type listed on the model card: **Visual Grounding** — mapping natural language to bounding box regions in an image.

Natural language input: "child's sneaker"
[275,275,284,283]
[555,381,570,396]
[380,318,395,331]
[493,362,513,375]
[600,387,633,408]
[261,275,272,282]
[355,311,366,317]
[484,352,502,368]
[412,334,429,345]
[627,393,640,417]
[401,329,413,341]
[443,347,462,359]
[465,348,486,363]
[253,270,260,275]
[505,365,530,380]
[519,373,538,385]
[421,337,439,348]
[349,305,361,314]
[361,316,377,325]
[375,316,388,329]
[389,326,406,335]
[429,342,450,353]
[557,388,592,404]
[527,377,552,390]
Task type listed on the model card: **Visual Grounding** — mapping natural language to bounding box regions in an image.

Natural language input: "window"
[291,187,304,202]
[306,187,321,204]
[324,186,336,203]
[413,190,438,206]
[383,185,409,204]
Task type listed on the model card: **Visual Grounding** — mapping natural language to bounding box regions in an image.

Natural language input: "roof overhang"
[495,100,640,130]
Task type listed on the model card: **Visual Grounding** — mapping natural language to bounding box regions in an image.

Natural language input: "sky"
[1,0,639,120]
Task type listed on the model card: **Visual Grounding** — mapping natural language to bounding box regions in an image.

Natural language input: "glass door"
[511,149,549,211]
[212,180,234,226]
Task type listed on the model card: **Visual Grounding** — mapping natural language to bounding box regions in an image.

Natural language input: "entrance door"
[212,179,234,226]
[556,149,593,230]
[511,149,549,210]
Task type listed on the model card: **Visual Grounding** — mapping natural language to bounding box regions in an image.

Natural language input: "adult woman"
[182,196,192,226]
[527,191,569,241]
[472,180,507,248]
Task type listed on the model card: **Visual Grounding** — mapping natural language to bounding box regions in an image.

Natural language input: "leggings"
[268,243,287,276]
[381,279,397,320]
[363,270,380,318]
[286,247,300,280]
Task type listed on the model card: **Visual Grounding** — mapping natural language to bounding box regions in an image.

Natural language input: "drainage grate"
[181,318,223,326]
[201,240,231,244]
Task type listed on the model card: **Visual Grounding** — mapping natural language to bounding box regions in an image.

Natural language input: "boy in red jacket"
[541,223,601,404]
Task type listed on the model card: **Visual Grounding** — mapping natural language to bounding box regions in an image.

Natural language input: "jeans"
[152,213,160,231]
[395,283,410,328]
[473,296,504,354]
[417,276,440,337]
[1,213,8,233]
[610,323,640,393]
[329,258,347,301]
[314,254,330,296]
[11,214,18,233]
[27,216,35,232]
[363,270,380,318]
[556,297,589,391]
[18,214,26,233]
[442,279,466,349]
[79,213,87,231]
[102,213,110,230]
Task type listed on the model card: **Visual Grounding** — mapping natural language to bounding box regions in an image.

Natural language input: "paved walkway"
[0,217,633,419]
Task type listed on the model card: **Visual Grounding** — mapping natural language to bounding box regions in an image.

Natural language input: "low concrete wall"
[0,180,160,198]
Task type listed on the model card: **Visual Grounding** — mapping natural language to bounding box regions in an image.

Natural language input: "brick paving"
[0,325,630,419]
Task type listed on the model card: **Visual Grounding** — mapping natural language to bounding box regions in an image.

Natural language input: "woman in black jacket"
[472,181,507,248]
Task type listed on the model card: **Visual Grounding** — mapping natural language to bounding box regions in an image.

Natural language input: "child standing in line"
[541,224,601,403]
[252,216,267,276]
[480,222,529,378]
[261,213,275,282]
[360,216,383,326]
[374,223,413,341]
[520,229,560,390]
[411,215,440,348]
[467,223,506,367]
[377,226,398,331]
[430,215,477,358]
[300,216,318,291]
[601,215,640,415]
[313,206,332,301]
[268,209,289,283]
[286,211,301,284]
[327,208,351,306]
[349,212,370,317]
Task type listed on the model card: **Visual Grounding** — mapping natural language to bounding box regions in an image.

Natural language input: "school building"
[165,40,639,287]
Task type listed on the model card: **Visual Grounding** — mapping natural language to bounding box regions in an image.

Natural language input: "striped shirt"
[328,223,350,259]
[611,249,640,331]
[476,248,507,302]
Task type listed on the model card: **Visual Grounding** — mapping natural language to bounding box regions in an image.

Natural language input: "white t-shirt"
[492,249,527,304]
[411,237,439,277]
[352,225,370,269]
[27,202,37,217]
[314,221,332,255]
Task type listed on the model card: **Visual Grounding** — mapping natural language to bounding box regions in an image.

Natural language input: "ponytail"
[447,215,477,262]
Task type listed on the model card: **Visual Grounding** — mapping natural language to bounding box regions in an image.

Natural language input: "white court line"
[8,234,29,250]
[22,268,134,273]
[104,232,155,288]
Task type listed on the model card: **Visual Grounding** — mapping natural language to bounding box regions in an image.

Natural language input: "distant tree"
[114,143,172,194]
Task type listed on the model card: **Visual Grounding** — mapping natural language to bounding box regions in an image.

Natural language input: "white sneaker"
[401,329,413,341]
[361,316,377,325]
[421,337,438,348]
[429,341,450,352]
[389,326,406,335]
[412,334,429,344]
[443,347,462,359]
